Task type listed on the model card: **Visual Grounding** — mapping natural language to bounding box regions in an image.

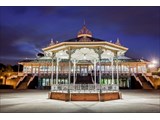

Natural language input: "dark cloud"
[0,24,51,64]
[8,6,64,16]
[79,7,160,37]
[60,7,160,38]
[0,6,159,65]
[36,6,61,15]
[12,7,28,15]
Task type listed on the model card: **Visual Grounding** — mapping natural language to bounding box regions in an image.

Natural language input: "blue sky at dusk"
[0,6,160,65]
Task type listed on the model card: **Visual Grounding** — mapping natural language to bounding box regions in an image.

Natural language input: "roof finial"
[50,38,55,46]
[77,19,92,38]
[51,38,53,42]
[115,37,121,46]
[117,37,119,42]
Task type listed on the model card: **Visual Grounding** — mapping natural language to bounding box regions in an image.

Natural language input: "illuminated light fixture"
[83,55,86,60]
[107,52,111,55]
[148,64,156,68]
[152,60,158,64]
[60,52,63,55]
[148,59,158,68]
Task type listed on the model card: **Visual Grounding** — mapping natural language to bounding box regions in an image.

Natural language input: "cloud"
[55,6,160,38]
[0,6,159,65]
[0,24,48,63]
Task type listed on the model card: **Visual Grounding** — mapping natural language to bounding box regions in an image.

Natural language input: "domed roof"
[77,25,92,37]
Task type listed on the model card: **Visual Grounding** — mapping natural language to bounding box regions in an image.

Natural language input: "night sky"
[0,6,160,65]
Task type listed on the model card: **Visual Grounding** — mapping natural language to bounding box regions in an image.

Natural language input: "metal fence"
[51,84,119,93]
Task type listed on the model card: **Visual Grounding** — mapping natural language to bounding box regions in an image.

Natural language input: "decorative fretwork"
[79,36,92,42]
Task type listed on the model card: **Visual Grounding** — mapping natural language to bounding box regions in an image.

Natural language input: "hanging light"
[60,52,63,55]
[107,52,110,55]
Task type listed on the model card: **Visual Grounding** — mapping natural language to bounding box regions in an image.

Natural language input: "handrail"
[91,72,94,83]
[132,73,143,87]
[142,73,154,87]
[153,75,160,79]
[7,75,17,80]
[27,74,36,87]
[16,74,27,88]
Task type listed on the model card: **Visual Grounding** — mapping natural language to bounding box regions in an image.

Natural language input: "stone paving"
[0,89,160,113]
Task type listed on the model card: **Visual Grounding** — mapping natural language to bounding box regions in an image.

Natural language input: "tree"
[5,65,13,72]
[0,63,6,71]
[0,69,3,77]
[12,65,18,72]
[2,65,13,85]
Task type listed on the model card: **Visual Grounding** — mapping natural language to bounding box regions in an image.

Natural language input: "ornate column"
[128,65,131,74]
[94,47,103,85]
[96,47,103,94]
[137,64,138,73]
[94,60,97,88]
[50,53,55,86]
[18,63,20,76]
[103,64,106,74]
[46,63,49,74]
[73,60,77,85]
[122,65,124,73]
[116,53,119,86]
[73,60,79,85]
[56,57,60,85]
[99,59,102,84]
[141,65,143,73]
[51,56,54,86]
[94,60,97,89]
[54,62,56,84]
[31,64,33,74]
[91,59,97,90]
[111,56,114,84]
[38,63,40,75]
[67,48,75,85]
[68,55,71,85]
[66,48,74,95]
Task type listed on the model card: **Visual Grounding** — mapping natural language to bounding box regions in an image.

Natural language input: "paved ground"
[0,89,160,113]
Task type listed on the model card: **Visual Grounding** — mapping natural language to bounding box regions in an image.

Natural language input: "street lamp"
[148,64,156,68]
[152,60,158,65]
[148,59,158,69]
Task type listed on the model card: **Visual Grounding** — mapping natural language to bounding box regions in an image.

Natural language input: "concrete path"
[0,89,160,113]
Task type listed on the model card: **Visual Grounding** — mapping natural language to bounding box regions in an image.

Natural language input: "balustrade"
[51,84,119,93]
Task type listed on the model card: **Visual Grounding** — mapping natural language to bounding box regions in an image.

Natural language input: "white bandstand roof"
[43,40,128,61]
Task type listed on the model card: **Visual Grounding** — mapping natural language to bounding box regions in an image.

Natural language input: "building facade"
[19,25,149,89]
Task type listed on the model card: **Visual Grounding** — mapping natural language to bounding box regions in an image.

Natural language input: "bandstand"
[18,24,152,94]
[44,25,128,101]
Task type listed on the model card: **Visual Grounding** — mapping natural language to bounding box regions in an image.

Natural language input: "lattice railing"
[51,84,119,93]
